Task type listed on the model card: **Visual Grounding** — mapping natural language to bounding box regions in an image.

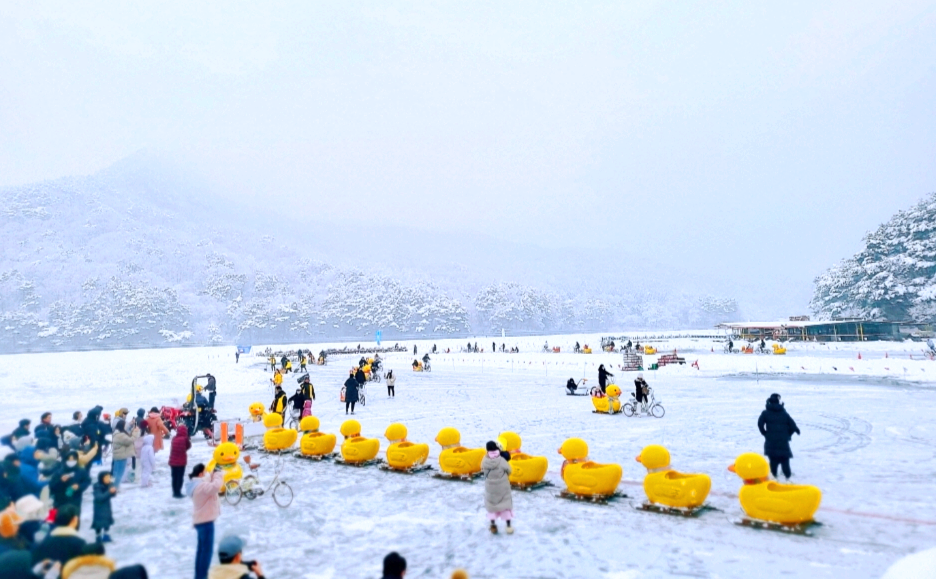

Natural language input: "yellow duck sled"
[635,445,711,516]
[337,420,381,466]
[557,438,623,503]
[262,412,298,453]
[433,427,484,481]
[297,416,337,460]
[728,452,822,534]
[497,431,549,490]
[592,385,623,414]
[381,423,431,473]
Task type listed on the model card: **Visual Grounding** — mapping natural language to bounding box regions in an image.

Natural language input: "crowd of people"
[0,406,156,578]
[0,396,482,578]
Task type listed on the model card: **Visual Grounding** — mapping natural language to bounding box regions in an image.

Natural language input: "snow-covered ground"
[2,333,935,578]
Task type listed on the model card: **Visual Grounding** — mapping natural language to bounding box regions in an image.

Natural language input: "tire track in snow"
[800,413,872,454]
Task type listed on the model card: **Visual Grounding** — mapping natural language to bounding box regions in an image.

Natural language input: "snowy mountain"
[811,192,936,322]
[1,153,757,353]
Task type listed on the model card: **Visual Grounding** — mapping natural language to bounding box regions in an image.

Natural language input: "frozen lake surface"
[1,335,934,578]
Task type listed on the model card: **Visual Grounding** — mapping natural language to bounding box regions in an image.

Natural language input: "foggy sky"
[2,1,935,308]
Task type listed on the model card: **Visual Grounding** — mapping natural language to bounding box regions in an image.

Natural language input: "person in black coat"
[288,389,307,413]
[205,374,217,409]
[597,365,613,393]
[381,551,407,579]
[1,455,41,502]
[0,549,38,579]
[355,367,366,388]
[34,413,55,446]
[31,504,86,567]
[344,373,359,415]
[757,393,801,479]
[91,471,116,543]
[80,407,104,467]
[2,419,31,452]
[634,374,649,407]
[48,452,91,521]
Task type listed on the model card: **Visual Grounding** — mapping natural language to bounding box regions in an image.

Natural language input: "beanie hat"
[451,571,469,579]
[0,508,22,538]
[768,393,781,404]
[136,409,145,418]
[485,440,499,452]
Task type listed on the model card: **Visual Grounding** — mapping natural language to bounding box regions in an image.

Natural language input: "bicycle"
[286,408,301,431]
[224,456,294,508]
[623,387,665,418]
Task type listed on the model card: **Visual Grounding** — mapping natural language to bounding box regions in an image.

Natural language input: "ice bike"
[623,387,665,418]
[224,456,294,508]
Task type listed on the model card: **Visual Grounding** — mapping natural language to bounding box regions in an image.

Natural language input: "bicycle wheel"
[287,417,298,430]
[623,404,635,417]
[224,481,242,505]
[360,393,366,407]
[651,404,665,418]
[242,475,259,500]
[273,481,294,508]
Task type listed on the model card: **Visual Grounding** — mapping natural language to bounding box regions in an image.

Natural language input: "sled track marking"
[800,414,872,454]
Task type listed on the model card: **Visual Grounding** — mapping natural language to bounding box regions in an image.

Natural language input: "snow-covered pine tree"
[812,192,936,322]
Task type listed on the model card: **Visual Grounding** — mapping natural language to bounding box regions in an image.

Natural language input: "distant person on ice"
[344,371,359,415]
[597,364,613,393]
[758,393,801,480]
[928,337,936,354]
